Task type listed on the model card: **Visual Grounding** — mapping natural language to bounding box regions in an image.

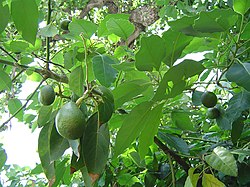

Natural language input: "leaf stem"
[0,79,45,130]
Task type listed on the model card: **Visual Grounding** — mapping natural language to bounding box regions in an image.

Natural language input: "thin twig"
[0,46,18,62]
[0,80,45,129]
[46,0,52,70]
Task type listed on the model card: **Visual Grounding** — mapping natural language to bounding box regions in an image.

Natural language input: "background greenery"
[0,0,250,186]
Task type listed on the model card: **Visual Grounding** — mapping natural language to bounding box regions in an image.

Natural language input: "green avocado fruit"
[55,101,86,140]
[201,91,217,108]
[60,19,71,31]
[38,85,55,106]
[207,107,220,119]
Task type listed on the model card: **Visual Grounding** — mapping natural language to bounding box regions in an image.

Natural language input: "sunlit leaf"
[8,98,23,121]
[233,0,250,15]
[69,65,84,97]
[202,173,225,187]
[0,2,10,34]
[0,69,12,92]
[205,146,238,177]
[69,19,97,39]
[39,24,58,37]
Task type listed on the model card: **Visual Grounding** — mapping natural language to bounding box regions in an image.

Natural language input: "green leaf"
[216,109,232,130]
[106,18,134,40]
[97,14,130,37]
[39,24,58,37]
[70,152,85,173]
[114,101,154,156]
[233,0,250,15]
[138,104,163,158]
[171,111,195,131]
[0,147,7,170]
[92,55,118,87]
[184,168,199,187]
[69,65,84,97]
[50,122,69,161]
[11,0,38,45]
[10,40,29,53]
[82,113,110,175]
[238,163,250,185]
[112,79,151,109]
[69,19,97,39]
[0,2,10,34]
[194,9,238,33]
[52,158,69,187]
[202,173,225,187]
[0,69,12,92]
[8,98,23,121]
[205,146,238,177]
[153,60,204,101]
[162,30,193,66]
[63,49,77,70]
[231,117,244,144]
[159,132,190,154]
[97,86,115,124]
[192,90,203,106]
[38,120,55,181]
[135,35,166,71]
[117,173,140,186]
[37,106,53,127]
[226,63,250,91]
[241,22,250,40]
[226,91,250,124]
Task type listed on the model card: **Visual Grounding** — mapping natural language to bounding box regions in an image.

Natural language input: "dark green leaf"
[194,9,238,33]
[70,152,85,174]
[171,111,195,131]
[159,132,190,154]
[226,91,250,124]
[106,18,134,40]
[69,19,97,39]
[0,2,10,34]
[231,117,244,144]
[82,113,110,174]
[8,98,23,121]
[114,101,153,156]
[233,0,250,15]
[112,79,151,109]
[192,90,203,106]
[38,120,55,181]
[226,63,250,91]
[98,14,130,37]
[52,158,69,187]
[11,0,38,44]
[98,86,115,124]
[50,122,69,161]
[238,163,250,185]
[92,55,118,87]
[162,30,193,66]
[0,69,12,92]
[138,104,163,158]
[63,50,77,70]
[205,146,238,177]
[69,65,84,97]
[135,35,166,71]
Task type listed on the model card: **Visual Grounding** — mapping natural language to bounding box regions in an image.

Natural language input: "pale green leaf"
[106,18,134,40]
[69,19,97,39]
[135,35,166,71]
[39,24,58,37]
[0,146,7,170]
[69,65,84,97]
[171,111,195,131]
[0,69,12,92]
[11,0,38,44]
[202,173,225,187]
[205,146,238,177]
[8,98,23,121]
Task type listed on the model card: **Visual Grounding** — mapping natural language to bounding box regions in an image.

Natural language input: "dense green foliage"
[0,0,250,186]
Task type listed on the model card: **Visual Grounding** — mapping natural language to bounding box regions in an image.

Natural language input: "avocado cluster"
[201,91,220,119]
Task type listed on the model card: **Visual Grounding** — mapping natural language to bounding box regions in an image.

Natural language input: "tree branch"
[0,59,69,84]
[154,136,190,173]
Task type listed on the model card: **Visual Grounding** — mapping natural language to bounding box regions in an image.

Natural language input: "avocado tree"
[0,0,250,186]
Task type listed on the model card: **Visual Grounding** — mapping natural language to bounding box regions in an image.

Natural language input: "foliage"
[0,0,250,186]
